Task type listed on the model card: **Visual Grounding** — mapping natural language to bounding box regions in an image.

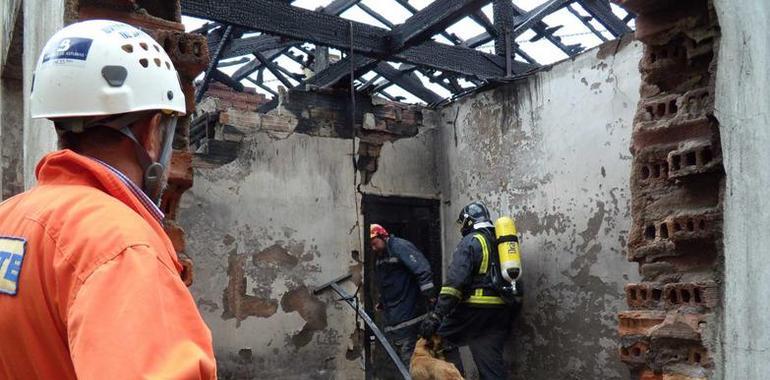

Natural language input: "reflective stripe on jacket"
[439,229,504,307]
[0,150,216,379]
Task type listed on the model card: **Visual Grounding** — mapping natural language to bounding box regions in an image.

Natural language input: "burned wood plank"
[196,25,234,103]
[181,0,509,78]
[372,63,443,104]
[577,0,631,36]
[254,52,294,88]
[220,35,298,59]
[304,55,378,89]
[387,0,489,51]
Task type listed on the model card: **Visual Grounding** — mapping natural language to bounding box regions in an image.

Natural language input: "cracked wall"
[178,87,440,378]
[433,37,643,379]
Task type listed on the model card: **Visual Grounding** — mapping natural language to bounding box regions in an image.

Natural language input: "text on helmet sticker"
[42,37,93,63]
[101,23,141,39]
[0,237,27,296]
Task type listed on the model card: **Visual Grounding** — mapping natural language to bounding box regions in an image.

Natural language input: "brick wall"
[614,0,724,378]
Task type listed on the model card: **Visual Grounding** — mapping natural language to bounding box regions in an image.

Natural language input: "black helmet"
[457,201,491,236]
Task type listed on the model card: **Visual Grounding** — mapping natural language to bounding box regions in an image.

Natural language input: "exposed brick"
[667,140,722,179]
[78,5,184,32]
[687,345,709,367]
[639,369,663,380]
[625,283,664,309]
[662,374,706,380]
[649,312,703,341]
[620,340,650,365]
[663,282,718,309]
[620,0,723,372]
[160,150,193,220]
[151,30,209,79]
[619,310,666,336]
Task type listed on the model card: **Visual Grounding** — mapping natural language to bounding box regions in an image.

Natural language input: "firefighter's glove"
[420,312,442,339]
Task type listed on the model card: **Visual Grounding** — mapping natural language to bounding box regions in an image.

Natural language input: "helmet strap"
[83,111,176,205]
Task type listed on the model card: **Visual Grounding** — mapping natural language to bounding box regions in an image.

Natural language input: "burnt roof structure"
[182,0,635,107]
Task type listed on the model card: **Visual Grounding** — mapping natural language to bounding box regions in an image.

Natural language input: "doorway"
[361,194,442,379]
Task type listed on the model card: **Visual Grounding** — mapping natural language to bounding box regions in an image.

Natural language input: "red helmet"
[369,224,389,240]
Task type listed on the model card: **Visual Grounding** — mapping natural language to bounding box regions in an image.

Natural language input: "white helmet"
[30,19,186,119]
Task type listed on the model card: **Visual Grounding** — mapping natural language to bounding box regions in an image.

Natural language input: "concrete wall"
[178,126,439,378]
[714,1,770,378]
[433,38,643,379]
[22,0,64,189]
[0,0,22,69]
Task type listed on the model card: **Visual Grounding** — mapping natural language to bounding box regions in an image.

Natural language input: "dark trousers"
[386,324,419,366]
[438,305,513,380]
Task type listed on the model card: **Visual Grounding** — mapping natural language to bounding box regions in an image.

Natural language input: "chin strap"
[79,112,177,205]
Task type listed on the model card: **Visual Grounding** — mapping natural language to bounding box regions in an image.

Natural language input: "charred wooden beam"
[566,4,609,42]
[392,0,463,44]
[305,55,378,89]
[219,35,298,60]
[196,25,234,103]
[253,51,294,89]
[577,0,631,36]
[387,0,489,51]
[182,0,514,78]
[372,63,443,104]
[357,3,394,28]
[493,0,515,57]
[211,69,245,91]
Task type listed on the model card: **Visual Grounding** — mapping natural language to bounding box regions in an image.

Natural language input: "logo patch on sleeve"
[0,237,27,296]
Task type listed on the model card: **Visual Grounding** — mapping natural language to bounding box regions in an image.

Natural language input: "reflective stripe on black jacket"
[439,227,505,308]
[375,236,434,326]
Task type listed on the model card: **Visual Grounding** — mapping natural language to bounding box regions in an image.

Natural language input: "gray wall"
[22,0,63,189]
[178,126,440,378]
[433,38,643,379]
[714,1,770,378]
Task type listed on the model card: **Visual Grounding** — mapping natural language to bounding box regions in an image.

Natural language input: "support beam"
[211,69,245,91]
[254,51,294,89]
[387,0,489,51]
[305,56,378,89]
[219,35,298,60]
[372,63,443,104]
[182,0,515,78]
[567,4,609,41]
[578,0,631,36]
[196,24,233,103]
[493,0,515,57]
[231,47,290,81]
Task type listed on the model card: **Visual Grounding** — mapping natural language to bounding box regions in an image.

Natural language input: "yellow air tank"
[494,216,522,283]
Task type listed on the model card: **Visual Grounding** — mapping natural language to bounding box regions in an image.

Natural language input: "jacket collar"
[36,149,172,247]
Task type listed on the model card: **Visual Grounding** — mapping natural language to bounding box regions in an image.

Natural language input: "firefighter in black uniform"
[370,224,436,366]
[420,201,514,379]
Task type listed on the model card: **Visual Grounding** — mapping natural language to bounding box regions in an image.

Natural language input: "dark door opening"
[362,195,442,379]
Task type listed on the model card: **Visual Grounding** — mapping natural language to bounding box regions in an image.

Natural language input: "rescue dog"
[410,336,464,380]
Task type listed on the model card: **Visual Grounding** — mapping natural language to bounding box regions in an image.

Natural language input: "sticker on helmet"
[101,23,141,39]
[42,37,93,64]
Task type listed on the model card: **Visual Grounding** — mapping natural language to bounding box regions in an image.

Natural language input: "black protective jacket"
[435,227,505,318]
[375,236,434,326]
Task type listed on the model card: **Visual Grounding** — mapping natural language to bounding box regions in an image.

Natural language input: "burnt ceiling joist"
[182,0,635,107]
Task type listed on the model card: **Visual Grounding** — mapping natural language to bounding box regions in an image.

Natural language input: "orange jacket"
[0,150,216,379]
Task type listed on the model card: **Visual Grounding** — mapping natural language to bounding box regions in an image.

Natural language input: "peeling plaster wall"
[433,38,643,379]
[179,126,439,378]
[714,0,770,378]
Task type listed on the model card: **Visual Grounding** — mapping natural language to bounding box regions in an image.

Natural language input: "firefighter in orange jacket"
[0,20,216,379]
